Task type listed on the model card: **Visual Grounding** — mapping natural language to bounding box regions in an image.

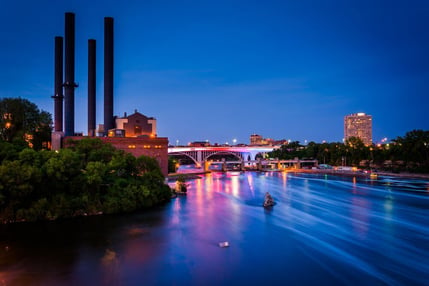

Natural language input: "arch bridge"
[168,146,318,171]
[168,146,275,167]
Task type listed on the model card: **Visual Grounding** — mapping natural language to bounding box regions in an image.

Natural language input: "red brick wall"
[123,113,153,137]
[65,136,169,176]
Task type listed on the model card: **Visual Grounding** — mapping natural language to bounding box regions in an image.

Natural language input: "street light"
[232,138,237,145]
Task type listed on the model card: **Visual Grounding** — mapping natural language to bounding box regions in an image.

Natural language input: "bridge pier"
[203,160,209,172]
[197,150,202,165]
[276,158,281,170]
[221,158,227,172]
[257,158,262,171]
[294,157,301,169]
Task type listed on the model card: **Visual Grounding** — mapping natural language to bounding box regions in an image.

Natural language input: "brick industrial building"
[51,13,168,176]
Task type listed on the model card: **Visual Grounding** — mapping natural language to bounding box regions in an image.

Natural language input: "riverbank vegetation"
[0,97,52,150]
[269,130,429,173]
[0,138,171,223]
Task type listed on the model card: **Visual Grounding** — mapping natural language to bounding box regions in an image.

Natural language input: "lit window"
[134,125,142,136]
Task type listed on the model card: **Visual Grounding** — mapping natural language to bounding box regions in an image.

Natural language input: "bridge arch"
[169,152,199,165]
[204,151,243,162]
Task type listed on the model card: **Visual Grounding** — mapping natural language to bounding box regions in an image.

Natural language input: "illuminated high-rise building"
[344,113,372,145]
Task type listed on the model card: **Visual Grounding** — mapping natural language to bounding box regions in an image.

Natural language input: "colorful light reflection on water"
[0,172,428,285]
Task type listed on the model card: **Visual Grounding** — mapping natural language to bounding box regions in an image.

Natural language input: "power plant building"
[344,113,372,145]
[115,111,157,138]
[51,12,168,175]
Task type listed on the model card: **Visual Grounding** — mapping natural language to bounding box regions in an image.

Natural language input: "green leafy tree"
[43,148,82,195]
[0,160,42,221]
[316,142,331,164]
[85,161,107,186]
[344,137,369,166]
[136,155,163,175]
[392,130,429,171]
[108,152,137,178]
[66,137,117,164]
[269,141,305,159]
[0,140,26,162]
[0,137,173,223]
[303,141,319,159]
[0,97,52,150]
[168,156,178,173]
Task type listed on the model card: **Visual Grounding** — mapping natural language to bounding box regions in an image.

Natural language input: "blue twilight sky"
[1,0,428,145]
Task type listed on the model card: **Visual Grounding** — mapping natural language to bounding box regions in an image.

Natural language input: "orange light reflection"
[282,172,288,189]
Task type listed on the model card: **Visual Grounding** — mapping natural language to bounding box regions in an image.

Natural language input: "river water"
[0,172,428,285]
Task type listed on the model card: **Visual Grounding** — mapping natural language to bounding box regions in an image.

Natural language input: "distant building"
[250,134,262,145]
[114,110,157,138]
[344,113,372,145]
[189,141,210,147]
[250,134,288,146]
[250,134,265,145]
[272,139,289,145]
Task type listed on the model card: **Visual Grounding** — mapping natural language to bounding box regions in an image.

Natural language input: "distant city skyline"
[1,0,429,145]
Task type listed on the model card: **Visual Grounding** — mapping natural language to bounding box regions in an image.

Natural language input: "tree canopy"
[0,138,171,223]
[0,97,52,150]
[268,131,429,172]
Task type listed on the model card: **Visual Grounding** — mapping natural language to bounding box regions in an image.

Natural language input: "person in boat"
[263,192,275,207]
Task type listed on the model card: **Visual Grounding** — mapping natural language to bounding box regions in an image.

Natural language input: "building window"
[134,125,142,136]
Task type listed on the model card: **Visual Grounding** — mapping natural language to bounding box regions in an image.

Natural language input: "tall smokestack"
[104,17,114,134]
[88,39,96,136]
[52,36,63,132]
[64,12,77,136]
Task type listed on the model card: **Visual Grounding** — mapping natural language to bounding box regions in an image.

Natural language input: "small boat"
[263,192,275,207]
[218,241,229,248]
[370,173,378,179]
[175,180,188,194]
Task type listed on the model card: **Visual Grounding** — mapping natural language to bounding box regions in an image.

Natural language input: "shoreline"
[167,171,210,180]
[168,169,429,180]
[297,169,429,179]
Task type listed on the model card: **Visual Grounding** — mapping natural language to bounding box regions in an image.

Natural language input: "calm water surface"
[0,172,428,285]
